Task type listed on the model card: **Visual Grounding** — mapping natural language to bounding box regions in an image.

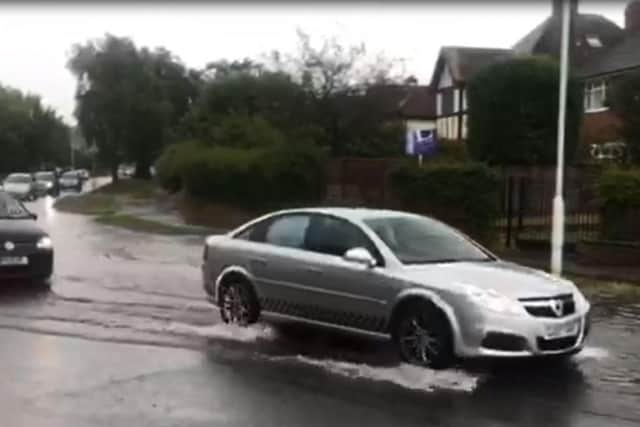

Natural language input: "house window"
[585,35,603,48]
[453,88,460,112]
[584,80,608,112]
[462,114,468,139]
[462,89,468,111]
[437,92,443,116]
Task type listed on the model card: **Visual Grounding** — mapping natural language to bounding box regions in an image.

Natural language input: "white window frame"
[453,88,460,113]
[584,80,608,113]
[436,92,443,116]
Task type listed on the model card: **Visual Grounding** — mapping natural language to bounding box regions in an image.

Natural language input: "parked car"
[2,173,37,201]
[58,171,82,192]
[0,191,53,283]
[34,171,60,197]
[202,208,591,368]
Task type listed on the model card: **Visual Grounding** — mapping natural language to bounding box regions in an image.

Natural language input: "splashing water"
[267,354,480,393]
[573,346,610,360]
[164,322,278,342]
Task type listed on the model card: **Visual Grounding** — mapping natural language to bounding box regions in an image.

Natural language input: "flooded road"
[0,189,639,426]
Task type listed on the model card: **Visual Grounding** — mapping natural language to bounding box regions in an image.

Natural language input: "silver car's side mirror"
[343,247,377,268]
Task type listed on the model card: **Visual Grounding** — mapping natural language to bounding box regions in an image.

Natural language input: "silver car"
[202,208,591,368]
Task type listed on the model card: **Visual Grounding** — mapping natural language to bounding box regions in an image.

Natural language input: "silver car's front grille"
[519,294,576,318]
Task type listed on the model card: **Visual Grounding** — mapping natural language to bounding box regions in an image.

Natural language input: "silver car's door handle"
[249,257,267,267]
[304,266,323,275]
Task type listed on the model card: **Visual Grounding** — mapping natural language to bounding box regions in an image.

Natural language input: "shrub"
[596,168,640,208]
[156,141,327,210]
[389,162,500,243]
[596,167,640,241]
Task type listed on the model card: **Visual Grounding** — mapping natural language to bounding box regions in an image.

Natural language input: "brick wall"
[580,110,622,145]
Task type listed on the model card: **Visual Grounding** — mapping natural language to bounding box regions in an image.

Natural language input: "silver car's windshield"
[364,215,492,265]
[0,192,31,219]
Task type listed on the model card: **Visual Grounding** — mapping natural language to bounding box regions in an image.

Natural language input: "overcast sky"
[0,1,627,125]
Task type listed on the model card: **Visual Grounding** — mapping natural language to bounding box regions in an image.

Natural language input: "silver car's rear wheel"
[394,301,453,369]
[219,281,259,326]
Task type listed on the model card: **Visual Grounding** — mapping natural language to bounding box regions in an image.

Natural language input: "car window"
[5,174,32,183]
[304,214,381,261]
[264,214,311,249]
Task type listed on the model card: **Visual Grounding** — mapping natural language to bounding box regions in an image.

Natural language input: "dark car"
[0,191,53,283]
[34,171,60,197]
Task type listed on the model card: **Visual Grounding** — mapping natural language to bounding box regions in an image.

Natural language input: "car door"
[299,214,394,332]
[237,213,320,317]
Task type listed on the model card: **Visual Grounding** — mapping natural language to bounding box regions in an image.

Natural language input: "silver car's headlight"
[573,287,590,312]
[463,285,526,316]
[36,236,53,250]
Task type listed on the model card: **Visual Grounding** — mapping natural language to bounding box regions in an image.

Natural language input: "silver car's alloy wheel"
[220,283,251,326]
[398,314,442,366]
[394,302,453,369]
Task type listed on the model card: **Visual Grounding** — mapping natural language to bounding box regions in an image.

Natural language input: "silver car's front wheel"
[394,301,453,369]
[219,281,259,326]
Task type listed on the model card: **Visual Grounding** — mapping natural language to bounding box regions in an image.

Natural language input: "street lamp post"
[551,0,572,276]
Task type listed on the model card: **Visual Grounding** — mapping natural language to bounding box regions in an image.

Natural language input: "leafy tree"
[609,70,640,163]
[268,30,405,157]
[0,84,69,174]
[68,34,198,180]
[467,56,583,166]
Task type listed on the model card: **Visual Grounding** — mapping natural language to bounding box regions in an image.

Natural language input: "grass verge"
[53,194,119,215]
[95,213,215,236]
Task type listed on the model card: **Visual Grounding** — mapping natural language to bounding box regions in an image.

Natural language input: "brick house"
[427,0,640,158]
[576,0,640,152]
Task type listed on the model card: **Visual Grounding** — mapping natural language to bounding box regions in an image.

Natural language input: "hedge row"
[596,167,640,241]
[155,141,327,210]
[389,161,500,243]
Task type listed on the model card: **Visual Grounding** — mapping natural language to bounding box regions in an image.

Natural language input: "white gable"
[438,64,453,89]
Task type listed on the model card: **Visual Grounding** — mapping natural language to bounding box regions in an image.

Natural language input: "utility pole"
[551,0,572,276]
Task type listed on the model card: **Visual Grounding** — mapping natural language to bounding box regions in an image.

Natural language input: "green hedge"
[155,141,327,210]
[596,168,640,207]
[389,162,500,243]
[596,168,640,241]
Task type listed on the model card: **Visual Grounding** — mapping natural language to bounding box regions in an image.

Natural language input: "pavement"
[0,180,638,427]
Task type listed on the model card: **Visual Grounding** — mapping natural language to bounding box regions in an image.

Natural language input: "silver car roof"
[266,207,418,222]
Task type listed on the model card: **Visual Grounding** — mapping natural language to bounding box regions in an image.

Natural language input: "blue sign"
[405,129,437,156]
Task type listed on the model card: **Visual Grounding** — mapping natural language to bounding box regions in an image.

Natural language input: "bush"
[596,168,640,241]
[390,162,500,243]
[596,168,640,207]
[467,56,582,166]
[155,141,327,210]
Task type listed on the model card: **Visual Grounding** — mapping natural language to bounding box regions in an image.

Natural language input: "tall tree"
[68,34,197,180]
[467,56,583,166]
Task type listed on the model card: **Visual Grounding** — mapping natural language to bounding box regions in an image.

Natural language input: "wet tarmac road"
[0,188,639,426]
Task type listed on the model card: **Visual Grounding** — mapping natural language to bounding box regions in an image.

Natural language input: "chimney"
[626,0,640,33]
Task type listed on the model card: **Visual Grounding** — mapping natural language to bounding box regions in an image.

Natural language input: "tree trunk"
[111,163,119,183]
[134,160,152,180]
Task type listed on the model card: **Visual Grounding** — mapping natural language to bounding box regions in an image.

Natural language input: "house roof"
[430,46,513,86]
[512,13,624,59]
[576,31,640,77]
[366,84,435,119]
